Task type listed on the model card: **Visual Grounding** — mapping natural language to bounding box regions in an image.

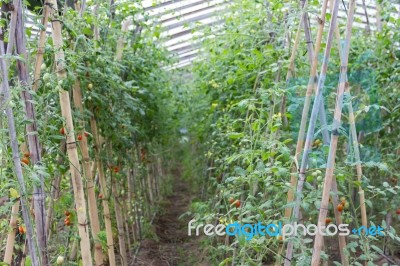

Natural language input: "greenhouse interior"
[0,0,399,265]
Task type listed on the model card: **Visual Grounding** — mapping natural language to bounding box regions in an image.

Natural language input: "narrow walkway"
[133,174,207,266]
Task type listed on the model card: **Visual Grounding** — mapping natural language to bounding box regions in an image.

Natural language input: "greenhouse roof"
[25,0,399,70]
[142,0,397,69]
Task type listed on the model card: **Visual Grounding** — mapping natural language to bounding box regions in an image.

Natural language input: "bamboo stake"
[111,173,129,265]
[79,0,86,17]
[361,0,371,33]
[115,17,132,61]
[347,92,368,229]
[48,0,93,264]
[3,201,20,264]
[45,140,66,239]
[106,145,128,265]
[15,4,49,264]
[90,116,117,266]
[333,6,368,233]
[1,1,27,263]
[284,0,329,219]
[284,0,341,264]
[280,2,348,264]
[280,2,304,126]
[0,29,39,266]
[375,2,382,32]
[32,0,50,92]
[331,1,367,262]
[72,79,104,265]
[311,0,356,264]
[303,4,348,264]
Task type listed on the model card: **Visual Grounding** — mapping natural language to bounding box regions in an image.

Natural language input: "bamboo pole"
[284,0,341,264]
[332,5,368,233]
[45,140,66,239]
[115,17,132,61]
[111,172,129,265]
[311,0,356,264]
[15,4,49,264]
[0,29,40,266]
[90,116,117,266]
[106,146,128,265]
[72,79,104,265]
[304,4,348,264]
[3,201,20,264]
[48,0,93,264]
[32,0,50,92]
[284,0,329,219]
[280,1,306,126]
[361,0,371,33]
[280,2,347,264]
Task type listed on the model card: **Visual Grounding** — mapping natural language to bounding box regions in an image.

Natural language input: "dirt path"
[133,176,207,266]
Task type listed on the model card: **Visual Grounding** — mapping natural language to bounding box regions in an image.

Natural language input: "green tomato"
[312,171,318,177]
[43,73,51,82]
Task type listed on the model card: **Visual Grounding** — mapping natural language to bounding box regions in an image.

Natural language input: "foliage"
[179,0,400,264]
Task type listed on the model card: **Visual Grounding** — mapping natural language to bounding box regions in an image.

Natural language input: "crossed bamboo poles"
[279,0,368,264]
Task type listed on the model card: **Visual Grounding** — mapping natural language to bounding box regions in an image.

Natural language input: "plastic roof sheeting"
[24,0,400,69]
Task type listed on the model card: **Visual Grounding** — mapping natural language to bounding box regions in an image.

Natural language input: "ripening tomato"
[337,204,344,212]
[18,225,26,234]
[325,218,332,224]
[234,200,241,208]
[21,158,29,165]
[64,218,71,226]
[229,198,234,204]
[114,166,119,173]
[77,134,83,141]
[60,127,65,135]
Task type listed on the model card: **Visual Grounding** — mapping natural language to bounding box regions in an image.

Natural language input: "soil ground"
[132,175,208,266]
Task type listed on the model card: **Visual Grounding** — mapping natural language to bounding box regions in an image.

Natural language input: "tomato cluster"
[64,210,72,226]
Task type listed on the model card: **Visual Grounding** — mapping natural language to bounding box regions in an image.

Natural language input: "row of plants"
[181,0,400,265]
[0,0,179,265]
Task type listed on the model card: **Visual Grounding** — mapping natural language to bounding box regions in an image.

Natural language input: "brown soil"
[133,177,208,266]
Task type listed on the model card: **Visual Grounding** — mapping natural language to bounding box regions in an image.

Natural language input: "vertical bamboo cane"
[45,140,65,238]
[72,80,104,265]
[15,4,48,264]
[284,0,329,219]
[280,1,306,126]
[0,30,39,266]
[32,1,50,92]
[311,0,356,264]
[90,116,117,266]
[111,174,128,265]
[48,0,93,264]
[3,201,20,264]
[303,5,348,264]
[333,6,368,233]
[284,0,341,264]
